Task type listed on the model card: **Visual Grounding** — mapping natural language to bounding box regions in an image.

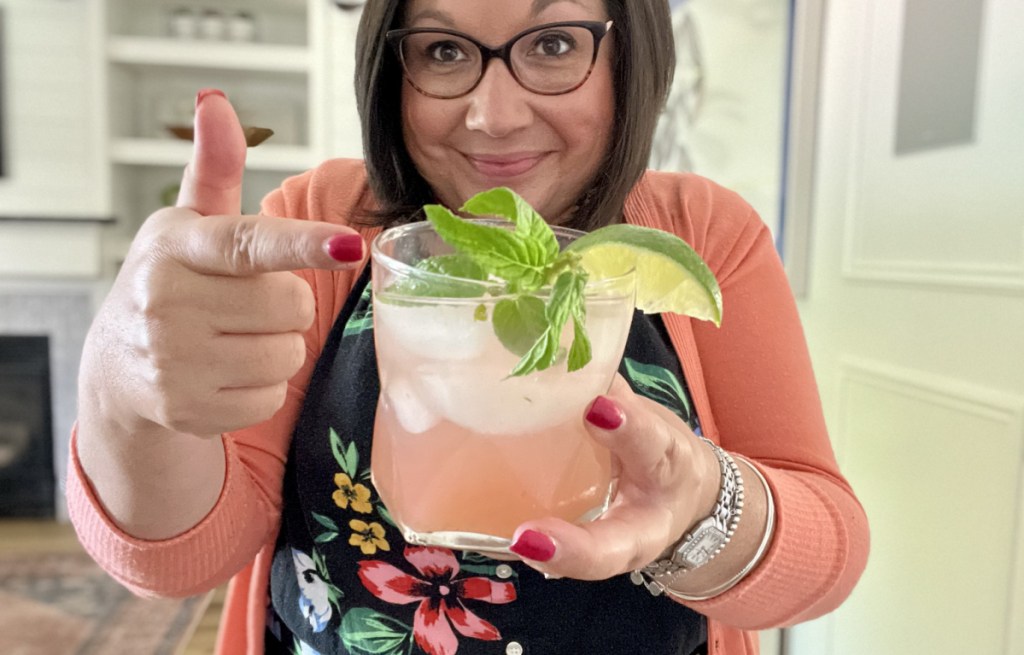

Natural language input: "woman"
[68,0,869,653]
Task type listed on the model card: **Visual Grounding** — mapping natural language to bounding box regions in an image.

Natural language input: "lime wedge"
[567,224,723,325]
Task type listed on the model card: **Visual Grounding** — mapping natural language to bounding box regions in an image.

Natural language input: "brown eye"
[530,32,575,57]
[427,40,470,63]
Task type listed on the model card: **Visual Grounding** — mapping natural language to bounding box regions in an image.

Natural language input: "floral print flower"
[358,546,516,655]
[291,549,332,632]
[333,473,373,513]
[349,519,390,555]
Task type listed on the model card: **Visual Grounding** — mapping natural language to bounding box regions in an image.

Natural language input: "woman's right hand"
[73,90,363,538]
[84,90,364,438]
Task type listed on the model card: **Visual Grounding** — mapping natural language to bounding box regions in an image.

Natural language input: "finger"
[168,213,366,276]
[584,377,687,488]
[177,89,246,217]
[510,506,675,580]
[189,383,290,435]
[190,273,316,334]
[209,332,308,389]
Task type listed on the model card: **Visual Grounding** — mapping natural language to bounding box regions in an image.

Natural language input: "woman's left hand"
[507,374,723,580]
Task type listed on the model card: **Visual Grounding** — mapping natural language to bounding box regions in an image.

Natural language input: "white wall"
[792,0,1024,652]
[0,0,106,278]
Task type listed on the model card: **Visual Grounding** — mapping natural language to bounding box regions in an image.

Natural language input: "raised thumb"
[176,89,246,217]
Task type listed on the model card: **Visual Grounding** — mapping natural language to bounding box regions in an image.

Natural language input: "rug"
[0,551,212,655]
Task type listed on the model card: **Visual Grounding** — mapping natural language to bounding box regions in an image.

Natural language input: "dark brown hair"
[353,0,674,231]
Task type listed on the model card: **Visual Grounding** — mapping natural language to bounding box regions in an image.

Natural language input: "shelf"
[111,138,317,172]
[107,36,311,73]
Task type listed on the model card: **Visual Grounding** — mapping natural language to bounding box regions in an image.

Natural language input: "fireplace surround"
[0,284,95,520]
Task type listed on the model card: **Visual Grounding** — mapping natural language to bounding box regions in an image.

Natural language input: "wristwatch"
[630,438,744,596]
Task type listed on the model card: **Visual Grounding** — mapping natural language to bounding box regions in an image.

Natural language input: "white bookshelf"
[98,0,364,277]
[106,36,312,72]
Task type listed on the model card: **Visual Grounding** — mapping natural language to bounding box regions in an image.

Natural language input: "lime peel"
[566,224,723,326]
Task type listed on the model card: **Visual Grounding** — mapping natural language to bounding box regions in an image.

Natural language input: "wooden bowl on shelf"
[166,125,275,147]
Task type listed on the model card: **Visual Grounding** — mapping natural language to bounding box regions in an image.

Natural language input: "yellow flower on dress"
[349,519,390,555]
[333,473,373,513]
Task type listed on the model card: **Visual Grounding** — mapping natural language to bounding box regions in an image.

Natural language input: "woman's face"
[399,0,615,223]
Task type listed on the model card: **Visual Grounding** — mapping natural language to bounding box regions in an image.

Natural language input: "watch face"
[676,519,727,569]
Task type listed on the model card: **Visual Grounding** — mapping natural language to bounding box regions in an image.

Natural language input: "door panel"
[789,0,1024,653]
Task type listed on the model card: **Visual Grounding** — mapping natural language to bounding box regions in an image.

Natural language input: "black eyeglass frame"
[386,20,614,99]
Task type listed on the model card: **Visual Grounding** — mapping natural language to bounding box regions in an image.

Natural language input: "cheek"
[401,87,453,162]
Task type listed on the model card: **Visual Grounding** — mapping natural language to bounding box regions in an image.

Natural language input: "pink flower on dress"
[357,546,516,655]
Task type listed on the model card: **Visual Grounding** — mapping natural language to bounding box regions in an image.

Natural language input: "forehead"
[401,0,608,34]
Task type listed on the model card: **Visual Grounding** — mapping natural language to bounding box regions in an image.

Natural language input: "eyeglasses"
[386,20,613,99]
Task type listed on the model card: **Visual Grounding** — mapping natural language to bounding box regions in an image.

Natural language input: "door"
[787,0,1024,653]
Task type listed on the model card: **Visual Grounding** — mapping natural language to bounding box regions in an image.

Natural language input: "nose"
[464,59,533,137]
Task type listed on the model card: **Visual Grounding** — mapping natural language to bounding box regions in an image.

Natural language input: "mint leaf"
[568,314,592,371]
[493,295,548,356]
[461,187,559,266]
[424,204,554,290]
[385,254,489,299]
[510,326,560,376]
[508,270,590,376]
[416,254,488,280]
[408,188,600,376]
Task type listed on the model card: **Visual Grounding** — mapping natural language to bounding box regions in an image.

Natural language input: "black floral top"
[266,267,707,655]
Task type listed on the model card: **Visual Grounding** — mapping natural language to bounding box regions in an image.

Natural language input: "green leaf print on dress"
[339,607,414,655]
[623,357,693,422]
[344,285,374,338]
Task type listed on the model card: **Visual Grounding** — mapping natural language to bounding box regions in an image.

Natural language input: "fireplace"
[0,285,95,520]
[0,336,54,517]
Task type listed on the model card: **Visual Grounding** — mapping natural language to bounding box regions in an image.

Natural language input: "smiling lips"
[465,153,547,178]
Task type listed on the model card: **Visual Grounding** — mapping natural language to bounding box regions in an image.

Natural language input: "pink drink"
[371,411,612,540]
[370,221,634,552]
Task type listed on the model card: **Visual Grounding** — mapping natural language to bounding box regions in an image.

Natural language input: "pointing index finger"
[172,213,366,276]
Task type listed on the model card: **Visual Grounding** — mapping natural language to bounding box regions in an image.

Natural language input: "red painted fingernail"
[325,234,364,262]
[195,88,227,109]
[510,530,556,562]
[586,396,624,430]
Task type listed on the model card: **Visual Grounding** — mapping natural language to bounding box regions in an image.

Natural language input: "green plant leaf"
[493,295,548,356]
[416,254,488,280]
[460,187,559,264]
[424,204,552,290]
[567,313,592,372]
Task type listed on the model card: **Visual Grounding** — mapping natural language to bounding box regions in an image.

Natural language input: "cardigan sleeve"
[680,186,870,628]
[66,166,363,599]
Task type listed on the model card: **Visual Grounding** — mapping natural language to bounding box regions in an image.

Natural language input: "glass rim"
[370,218,636,300]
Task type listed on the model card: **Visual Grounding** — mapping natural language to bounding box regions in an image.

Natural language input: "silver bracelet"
[663,455,776,601]
[630,438,743,596]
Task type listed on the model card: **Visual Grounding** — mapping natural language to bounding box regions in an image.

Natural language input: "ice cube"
[375,301,488,361]
[420,362,610,435]
[385,376,440,434]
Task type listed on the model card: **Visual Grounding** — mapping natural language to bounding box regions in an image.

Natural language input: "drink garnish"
[404,187,722,376]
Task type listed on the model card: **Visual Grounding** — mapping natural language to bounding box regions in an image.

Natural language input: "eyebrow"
[406,0,590,27]
[403,8,456,28]
[531,0,590,15]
